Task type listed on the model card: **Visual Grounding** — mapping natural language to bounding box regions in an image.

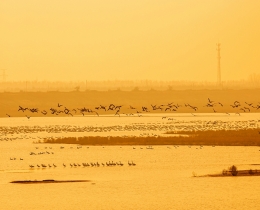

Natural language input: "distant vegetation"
[229,165,238,176]
[165,129,260,146]
[220,165,260,177]
[40,129,260,146]
[1,77,260,92]
[198,165,260,177]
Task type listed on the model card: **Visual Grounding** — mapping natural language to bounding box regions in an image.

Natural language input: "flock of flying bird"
[3,98,260,173]
[5,98,260,118]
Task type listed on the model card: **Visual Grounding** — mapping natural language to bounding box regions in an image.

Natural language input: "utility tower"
[0,69,7,82]
[216,43,221,86]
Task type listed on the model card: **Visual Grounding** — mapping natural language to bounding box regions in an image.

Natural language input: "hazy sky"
[1,1,259,81]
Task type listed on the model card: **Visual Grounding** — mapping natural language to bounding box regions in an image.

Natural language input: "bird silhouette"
[115,109,120,117]
[41,110,47,115]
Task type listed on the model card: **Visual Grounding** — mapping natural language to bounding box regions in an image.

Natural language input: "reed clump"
[40,129,260,146]
[208,165,260,177]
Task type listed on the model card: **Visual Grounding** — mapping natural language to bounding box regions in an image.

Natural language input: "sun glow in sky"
[0,0,260,81]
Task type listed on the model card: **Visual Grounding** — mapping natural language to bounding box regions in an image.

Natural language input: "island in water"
[10,179,91,184]
[196,165,260,177]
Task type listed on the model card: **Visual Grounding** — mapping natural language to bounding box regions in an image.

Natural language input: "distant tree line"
[1,78,260,92]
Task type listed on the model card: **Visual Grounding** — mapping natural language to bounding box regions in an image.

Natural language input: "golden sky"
[0,0,259,81]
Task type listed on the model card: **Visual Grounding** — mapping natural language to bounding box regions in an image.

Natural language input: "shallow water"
[1,114,260,209]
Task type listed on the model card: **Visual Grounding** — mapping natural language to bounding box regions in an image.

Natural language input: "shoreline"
[198,169,260,177]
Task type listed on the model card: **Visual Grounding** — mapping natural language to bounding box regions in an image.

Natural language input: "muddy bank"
[10,179,91,184]
[201,170,260,177]
[197,165,260,177]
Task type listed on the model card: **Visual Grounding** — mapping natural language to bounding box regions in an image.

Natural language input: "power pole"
[216,43,221,87]
[0,69,7,82]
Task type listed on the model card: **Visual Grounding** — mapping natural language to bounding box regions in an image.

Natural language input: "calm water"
[1,114,260,210]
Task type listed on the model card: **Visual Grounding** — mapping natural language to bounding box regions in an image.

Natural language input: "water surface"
[1,114,260,210]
